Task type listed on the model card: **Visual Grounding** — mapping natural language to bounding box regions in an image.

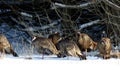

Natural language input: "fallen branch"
[79,19,100,30]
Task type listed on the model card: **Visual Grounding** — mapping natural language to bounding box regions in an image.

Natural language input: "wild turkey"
[32,36,60,59]
[97,37,112,59]
[0,34,18,58]
[56,38,86,60]
[76,33,97,56]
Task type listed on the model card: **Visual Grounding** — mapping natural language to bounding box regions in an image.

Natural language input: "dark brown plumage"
[56,39,86,60]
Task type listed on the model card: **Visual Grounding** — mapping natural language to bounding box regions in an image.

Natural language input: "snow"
[2,59,120,79]
[1,41,120,80]
[0,54,120,80]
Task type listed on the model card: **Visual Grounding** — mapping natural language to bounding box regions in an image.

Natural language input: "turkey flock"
[0,31,120,60]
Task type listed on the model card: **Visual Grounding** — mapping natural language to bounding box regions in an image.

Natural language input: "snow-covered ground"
[1,46,120,80]
[0,41,119,80]
[0,56,120,80]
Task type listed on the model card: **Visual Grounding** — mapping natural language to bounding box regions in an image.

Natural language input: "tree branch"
[10,16,61,31]
[20,12,33,18]
[51,0,120,11]
[21,19,61,31]
[10,16,39,37]
[79,19,100,30]
[102,0,120,11]
[51,1,96,9]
